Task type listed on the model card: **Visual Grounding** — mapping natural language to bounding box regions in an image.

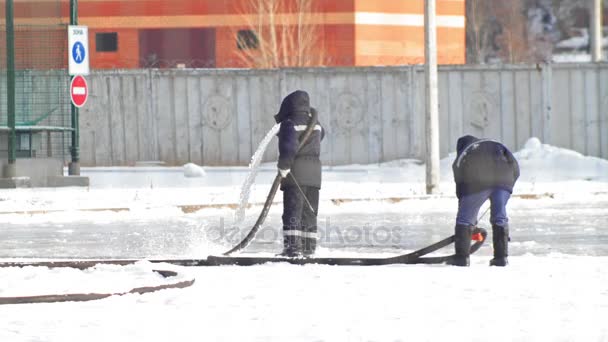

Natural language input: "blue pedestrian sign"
[68,25,90,75]
[72,42,86,64]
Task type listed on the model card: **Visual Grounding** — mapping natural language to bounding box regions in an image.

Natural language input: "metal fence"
[78,64,608,166]
[0,24,72,160]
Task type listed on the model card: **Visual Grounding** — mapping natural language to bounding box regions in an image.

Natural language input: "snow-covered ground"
[0,137,606,214]
[1,256,607,342]
[1,137,607,342]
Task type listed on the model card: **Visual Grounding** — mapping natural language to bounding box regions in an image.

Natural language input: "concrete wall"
[78,64,608,166]
[0,158,63,187]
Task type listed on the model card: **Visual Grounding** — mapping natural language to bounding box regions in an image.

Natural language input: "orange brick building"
[3,0,465,69]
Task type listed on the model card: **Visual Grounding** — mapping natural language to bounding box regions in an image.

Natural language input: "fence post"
[68,0,80,175]
[4,0,16,177]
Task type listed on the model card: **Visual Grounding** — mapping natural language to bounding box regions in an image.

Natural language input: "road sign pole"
[69,0,80,176]
[4,0,17,178]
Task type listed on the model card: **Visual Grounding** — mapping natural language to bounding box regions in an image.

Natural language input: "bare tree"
[551,0,584,33]
[526,0,559,62]
[233,0,327,68]
[492,0,531,63]
[466,0,499,63]
[467,0,598,64]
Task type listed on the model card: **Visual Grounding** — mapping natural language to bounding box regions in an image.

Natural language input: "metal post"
[68,0,80,175]
[4,0,17,177]
[424,0,440,194]
[591,0,603,62]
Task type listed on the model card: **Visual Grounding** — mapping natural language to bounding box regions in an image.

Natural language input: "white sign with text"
[68,25,90,75]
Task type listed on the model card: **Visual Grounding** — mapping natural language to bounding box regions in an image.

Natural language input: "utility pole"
[425,0,440,194]
[591,0,604,62]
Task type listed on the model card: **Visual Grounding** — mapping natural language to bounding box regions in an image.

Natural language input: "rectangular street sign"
[68,25,90,76]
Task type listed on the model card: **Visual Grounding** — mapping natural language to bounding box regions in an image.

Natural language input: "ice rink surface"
[1,194,607,259]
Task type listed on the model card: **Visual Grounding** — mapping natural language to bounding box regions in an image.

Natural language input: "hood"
[274,90,310,123]
[456,135,479,155]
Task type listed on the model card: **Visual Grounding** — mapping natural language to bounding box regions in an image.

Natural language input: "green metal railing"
[1,0,73,163]
[5,0,16,163]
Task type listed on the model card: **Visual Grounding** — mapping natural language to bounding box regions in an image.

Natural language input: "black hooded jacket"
[275,90,324,189]
[452,135,520,198]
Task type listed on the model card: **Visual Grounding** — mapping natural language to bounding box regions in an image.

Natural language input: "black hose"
[223,108,319,255]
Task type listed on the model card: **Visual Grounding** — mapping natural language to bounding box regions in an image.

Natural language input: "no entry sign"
[70,75,88,108]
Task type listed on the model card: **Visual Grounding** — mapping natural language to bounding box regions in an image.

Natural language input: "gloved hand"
[279,168,290,178]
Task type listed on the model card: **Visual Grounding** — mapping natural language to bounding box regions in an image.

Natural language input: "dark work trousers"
[456,188,511,227]
[282,186,319,254]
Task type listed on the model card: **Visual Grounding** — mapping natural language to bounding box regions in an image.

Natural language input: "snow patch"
[183,163,206,178]
[0,262,190,297]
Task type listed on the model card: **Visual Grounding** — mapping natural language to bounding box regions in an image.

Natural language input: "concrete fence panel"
[69,64,608,166]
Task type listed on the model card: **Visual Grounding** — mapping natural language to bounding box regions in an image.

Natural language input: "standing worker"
[274,90,324,257]
[451,135,520,266]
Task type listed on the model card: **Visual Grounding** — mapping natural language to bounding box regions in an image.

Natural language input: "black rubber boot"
[302,237,316,257]
[450,224,472,266]
[490,225,509,266]
[280,233,302,257]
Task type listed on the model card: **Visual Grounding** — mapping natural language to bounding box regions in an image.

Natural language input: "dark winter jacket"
[452,135,520,198]
[275,90,324,189]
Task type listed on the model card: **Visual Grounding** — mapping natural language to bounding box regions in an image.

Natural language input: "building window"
[96,32,118,52]
[237,30,259,50]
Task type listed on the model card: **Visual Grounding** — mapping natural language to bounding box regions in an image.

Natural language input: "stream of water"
[233,123,281,224]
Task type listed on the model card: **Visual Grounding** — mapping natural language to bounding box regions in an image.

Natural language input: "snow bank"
[515,137,608,182]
